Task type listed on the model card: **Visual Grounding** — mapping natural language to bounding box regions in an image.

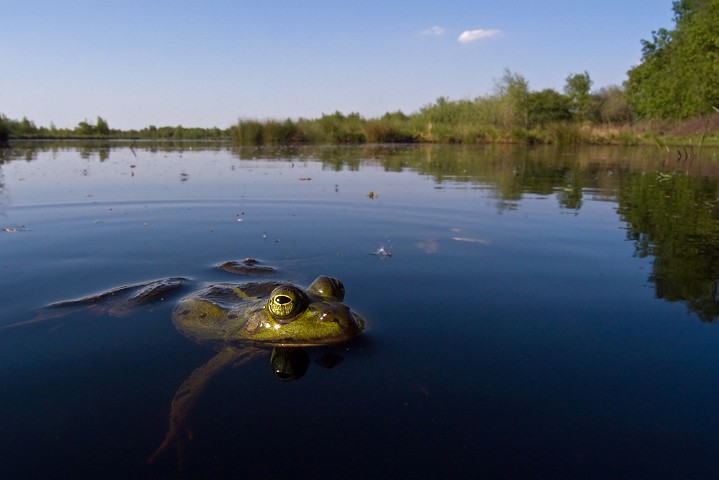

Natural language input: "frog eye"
[307,276,345,301]
[267,286,306,321]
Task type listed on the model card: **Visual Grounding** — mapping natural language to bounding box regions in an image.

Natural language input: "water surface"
[2,143,719,479]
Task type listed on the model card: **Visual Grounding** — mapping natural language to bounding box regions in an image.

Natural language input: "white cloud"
[421,25,445,36]
[457,29,500,43]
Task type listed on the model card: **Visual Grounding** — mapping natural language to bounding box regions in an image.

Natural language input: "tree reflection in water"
[618,171,719,321]
[2,142,719,320]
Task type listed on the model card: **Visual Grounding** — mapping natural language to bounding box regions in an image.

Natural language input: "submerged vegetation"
[2,1,718,147]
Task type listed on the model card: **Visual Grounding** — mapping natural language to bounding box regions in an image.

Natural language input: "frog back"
[172,282,278,345]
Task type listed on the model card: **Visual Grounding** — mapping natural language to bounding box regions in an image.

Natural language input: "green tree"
[96,116,110,135]
[594,85,632,123]
[0,115,9,145]
[494,69,530,129]
[419,97,476,125]
[527,89,572,126]
[625,0,719,118]
[564,71,593,121]
[75,120,96,136]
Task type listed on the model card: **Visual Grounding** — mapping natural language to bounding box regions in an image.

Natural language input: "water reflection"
[271,346,310,381]
[618,172,719,321]
[4,142,719,477]
[0,150,5,209]
[2,139,230,162]
[3,142,719,321]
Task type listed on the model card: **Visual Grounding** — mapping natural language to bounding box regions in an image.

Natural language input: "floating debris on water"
[452,236,491,245]
[2,225,28,233]
[370,239,393,259]
[367,191,378,199]
[656,171,674,182]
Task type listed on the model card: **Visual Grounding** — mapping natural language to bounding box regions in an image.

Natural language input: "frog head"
[172,276,365,347]
[247,276,365,346]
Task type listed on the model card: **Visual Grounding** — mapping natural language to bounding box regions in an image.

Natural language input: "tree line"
[2,1,717,147]
[229,70,635,146]
[625,0,719,119]
[0,115,230,141]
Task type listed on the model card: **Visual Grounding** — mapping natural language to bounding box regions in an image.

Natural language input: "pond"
[1,142,719,479]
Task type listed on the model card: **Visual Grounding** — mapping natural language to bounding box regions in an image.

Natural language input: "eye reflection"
[271,347,309,381]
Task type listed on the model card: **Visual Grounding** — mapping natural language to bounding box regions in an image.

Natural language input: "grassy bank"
[229,111,719,148]
[3,104,719,148]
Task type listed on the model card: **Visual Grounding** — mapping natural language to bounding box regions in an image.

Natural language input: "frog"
[172,274,364,347]
[149,273,364,463]
[1,258,366,466]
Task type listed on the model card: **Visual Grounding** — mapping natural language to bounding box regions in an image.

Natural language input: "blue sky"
[1,0,675,130]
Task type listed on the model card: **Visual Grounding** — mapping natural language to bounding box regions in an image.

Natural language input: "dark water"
[2,142,719,479]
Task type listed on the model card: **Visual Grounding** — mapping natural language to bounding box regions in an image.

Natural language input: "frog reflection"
[271,346,310,381]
